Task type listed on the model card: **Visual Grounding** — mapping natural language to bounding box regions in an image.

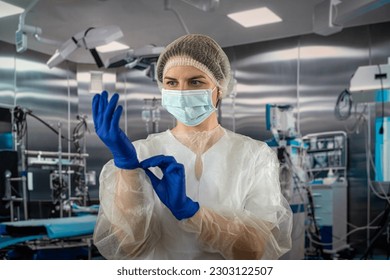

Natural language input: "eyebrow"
[164,75,207,80]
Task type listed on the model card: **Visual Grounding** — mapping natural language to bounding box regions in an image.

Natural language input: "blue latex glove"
[92,91,139,169]
[140,155,199,220]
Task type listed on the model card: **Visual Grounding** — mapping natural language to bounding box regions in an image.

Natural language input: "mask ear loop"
[215,89,222,108]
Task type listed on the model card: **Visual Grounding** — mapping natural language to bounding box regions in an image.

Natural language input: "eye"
[190,79,204,86]
[165,80,177,87]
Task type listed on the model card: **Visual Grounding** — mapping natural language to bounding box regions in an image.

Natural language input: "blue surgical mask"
[161,88,217,126]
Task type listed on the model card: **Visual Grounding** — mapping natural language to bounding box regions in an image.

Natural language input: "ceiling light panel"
[227,7,282,28]
[0,1,24,18]
[96,41,130,53]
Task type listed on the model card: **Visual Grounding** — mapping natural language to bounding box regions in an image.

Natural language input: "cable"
[279,149,307,239]
[348,208,386,229]
[164,0,190,34]
[360,202,390,259]
[307,225,380,247]
[13,106,90,148]
[376,64,385,135]
[387,223,390,259]
[72,115,89,153]
[306,207,388,249]
[26,110,73,142]
[277,140,325,257]
[342,103,367,134]
[305,186,324,258]
[335,89,353,120]
[363,115,390,204]
[12,107,28,142]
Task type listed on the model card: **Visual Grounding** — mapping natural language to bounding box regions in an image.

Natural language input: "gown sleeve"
[93,160,161,259]
[180,144,293,259]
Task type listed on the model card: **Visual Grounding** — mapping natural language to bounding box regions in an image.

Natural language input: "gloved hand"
[92,91,139,169]
[140,155,199,220]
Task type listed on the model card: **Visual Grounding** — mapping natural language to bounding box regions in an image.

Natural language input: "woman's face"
[163,65,219,106]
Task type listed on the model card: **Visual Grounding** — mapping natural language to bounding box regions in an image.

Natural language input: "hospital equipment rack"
[303,131,349,257]
[9,117,91,221]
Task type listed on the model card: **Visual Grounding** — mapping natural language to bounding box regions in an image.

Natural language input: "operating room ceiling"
[1,0,390,65]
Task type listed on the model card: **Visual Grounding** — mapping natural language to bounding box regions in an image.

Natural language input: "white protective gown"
[93,126,292,260]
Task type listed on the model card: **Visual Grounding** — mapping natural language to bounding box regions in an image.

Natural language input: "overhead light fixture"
[96,41,129,53]
[103,45,164,69]
[349,64,390,103]
[180,0,219,12]
[350,64,390,92]
[227,7,282,28]
[0,1,24,18]
[46,25,123,68]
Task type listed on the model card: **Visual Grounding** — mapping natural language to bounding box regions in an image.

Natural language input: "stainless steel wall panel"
[298,26,373,251]
[0,41,78,201]
[223,38,299,140]
[299,28,371,135]
[15,52,78,152]
[0,43,16,108]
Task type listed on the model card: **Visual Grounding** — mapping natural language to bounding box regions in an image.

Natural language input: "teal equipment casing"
[375,116,390,182]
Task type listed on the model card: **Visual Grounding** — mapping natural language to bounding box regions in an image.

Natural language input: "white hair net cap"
[156,34,233,98]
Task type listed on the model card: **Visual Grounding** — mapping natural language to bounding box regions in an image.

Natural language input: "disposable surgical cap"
[156,34,233,98]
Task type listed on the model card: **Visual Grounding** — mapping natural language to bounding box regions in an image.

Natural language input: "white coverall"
[93,126,292,259]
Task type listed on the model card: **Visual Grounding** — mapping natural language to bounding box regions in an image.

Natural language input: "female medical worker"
[92,34,292,260]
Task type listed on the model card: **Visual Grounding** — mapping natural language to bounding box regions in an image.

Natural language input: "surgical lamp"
[102,45,164,80]
[181,0,219,12]
[46,25,123,68]
[104,45,164,68]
